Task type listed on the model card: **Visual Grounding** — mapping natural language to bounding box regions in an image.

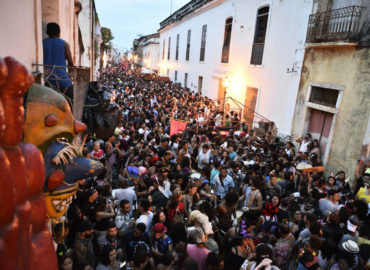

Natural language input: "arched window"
[251,6,269,65]
[221,17,233,63]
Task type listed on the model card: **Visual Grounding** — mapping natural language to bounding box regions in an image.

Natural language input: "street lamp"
[222,76,231,88]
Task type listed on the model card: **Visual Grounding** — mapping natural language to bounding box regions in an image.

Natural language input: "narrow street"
[0,1,369,270]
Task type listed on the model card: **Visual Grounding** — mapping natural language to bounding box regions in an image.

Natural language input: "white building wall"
[0,0,43,70]
[142,42,160,71]
[159,0,313,134]
[79,0,92,68]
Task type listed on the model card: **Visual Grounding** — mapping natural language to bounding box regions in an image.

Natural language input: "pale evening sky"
[95,0,191,51]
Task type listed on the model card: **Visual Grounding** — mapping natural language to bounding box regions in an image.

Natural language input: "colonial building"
[79,0,102,80]
[0,0,101,79]
[158,0,313,134]
[291,0,370,178]
[132,33,160,71]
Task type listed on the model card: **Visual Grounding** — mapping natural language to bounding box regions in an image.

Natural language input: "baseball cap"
[153,223,167,234]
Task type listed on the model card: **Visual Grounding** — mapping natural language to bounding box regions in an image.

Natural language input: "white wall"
[159,0,313,134]
[142,41,159,71]
[79,0,93,68]
[0,0,43,70]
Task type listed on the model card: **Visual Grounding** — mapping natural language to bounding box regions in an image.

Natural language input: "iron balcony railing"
[306,5,364,43]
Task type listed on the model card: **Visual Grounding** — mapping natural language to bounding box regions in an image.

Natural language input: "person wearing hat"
[338,216,359,249]
[151,223,173,264]
[326,240,361,270]
[224,220,255,270]
[73,220,96,268]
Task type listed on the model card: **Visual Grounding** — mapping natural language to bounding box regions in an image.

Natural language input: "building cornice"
[159,0,219,31]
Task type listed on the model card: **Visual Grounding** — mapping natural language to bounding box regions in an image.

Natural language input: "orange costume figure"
[0,57,58,269]
[0,56,104,269]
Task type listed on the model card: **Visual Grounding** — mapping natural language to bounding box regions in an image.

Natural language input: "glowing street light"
[223,76,231,88]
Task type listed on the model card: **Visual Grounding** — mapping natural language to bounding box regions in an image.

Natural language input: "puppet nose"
[74,120,86,134]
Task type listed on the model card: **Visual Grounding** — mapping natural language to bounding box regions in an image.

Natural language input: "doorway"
[307,109,334,160]
[243,87,258,128]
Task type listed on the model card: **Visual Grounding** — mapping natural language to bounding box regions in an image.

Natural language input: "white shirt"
[115,212,131,232]
[136,211,153,233]
[215,114,222,127]
[299,140,311,153]
[112,187,137,216]
[197,150,211,169]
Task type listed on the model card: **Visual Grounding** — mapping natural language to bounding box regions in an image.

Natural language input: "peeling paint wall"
[292,46,370,179]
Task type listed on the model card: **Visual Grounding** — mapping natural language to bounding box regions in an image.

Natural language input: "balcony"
[306,5,364,43]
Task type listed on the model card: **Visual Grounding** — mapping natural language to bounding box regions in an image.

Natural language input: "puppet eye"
[45,114,58,127]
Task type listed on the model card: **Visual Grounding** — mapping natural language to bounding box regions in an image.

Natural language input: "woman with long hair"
[183,182,200,213]
[96,244,119,270]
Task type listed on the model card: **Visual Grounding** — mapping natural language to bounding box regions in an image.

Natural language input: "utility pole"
[170,0,173,14]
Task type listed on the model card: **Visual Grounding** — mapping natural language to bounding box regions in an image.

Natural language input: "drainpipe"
[34,0,42,83]
[90,0,94,80]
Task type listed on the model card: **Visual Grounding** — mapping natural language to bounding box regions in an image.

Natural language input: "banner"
[170,119,187,136]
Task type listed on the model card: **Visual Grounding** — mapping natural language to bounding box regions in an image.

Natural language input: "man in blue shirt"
[43,22,74,104]
[214,167,235,199]
[151,223,173,264]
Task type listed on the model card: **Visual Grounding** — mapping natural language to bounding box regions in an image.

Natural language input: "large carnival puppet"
[23,82,104,219]
[0,56,103,269]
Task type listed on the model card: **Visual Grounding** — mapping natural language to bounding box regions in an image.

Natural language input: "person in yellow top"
[356,183,370,203]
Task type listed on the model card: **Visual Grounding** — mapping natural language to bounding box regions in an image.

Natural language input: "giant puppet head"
[23,83,104,219]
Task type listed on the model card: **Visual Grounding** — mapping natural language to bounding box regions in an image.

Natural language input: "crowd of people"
[55,62,370,270]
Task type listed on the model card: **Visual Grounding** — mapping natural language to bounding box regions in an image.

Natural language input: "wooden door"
[307,109,333,159]
[243,87,258,128]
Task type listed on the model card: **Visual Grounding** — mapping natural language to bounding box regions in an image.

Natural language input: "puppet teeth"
[52,144,79,165]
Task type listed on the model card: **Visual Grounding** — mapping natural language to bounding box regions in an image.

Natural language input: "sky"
[95,0,191,52]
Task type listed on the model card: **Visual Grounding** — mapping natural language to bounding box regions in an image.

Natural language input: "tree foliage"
[101,27,114,54]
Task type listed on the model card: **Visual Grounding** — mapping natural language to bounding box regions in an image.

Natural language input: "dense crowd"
[55,62,370,270]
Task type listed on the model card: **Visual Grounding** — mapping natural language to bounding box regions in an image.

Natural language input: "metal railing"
[32,64,91,121]
[306,5,364,43]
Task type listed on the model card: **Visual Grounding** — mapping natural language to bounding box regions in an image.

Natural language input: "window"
[184,73,188,88]
[198,76,203,93]
[309,86,339,108]
[168,37,171,60]
[221,18,233,63]
[175,71,178,82]
[176,34,180,60]
[186,30,191,61]
[251,6,269,65]
[200,25,207,61]
[162,39,165,60]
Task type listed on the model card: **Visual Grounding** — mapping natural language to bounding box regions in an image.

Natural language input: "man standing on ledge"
[43,22,74,104]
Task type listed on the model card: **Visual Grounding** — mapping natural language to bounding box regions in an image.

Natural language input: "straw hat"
[342,240,359,253]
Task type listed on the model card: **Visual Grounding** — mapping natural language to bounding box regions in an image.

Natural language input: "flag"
[170,119,187,136]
